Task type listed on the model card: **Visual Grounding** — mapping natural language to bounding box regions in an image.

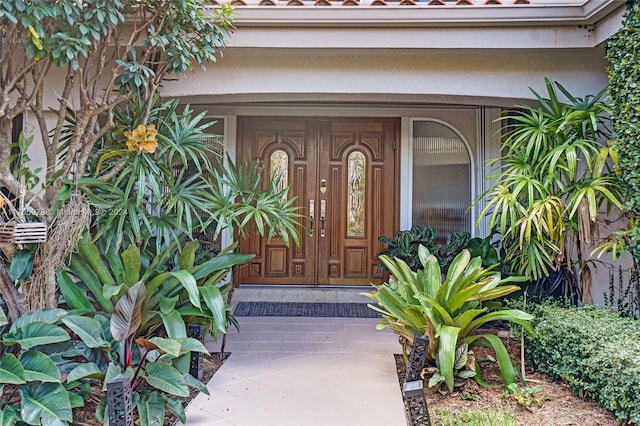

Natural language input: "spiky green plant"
[365,246,533,392]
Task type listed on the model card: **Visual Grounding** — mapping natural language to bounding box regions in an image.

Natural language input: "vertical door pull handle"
[320,199,326,238]
[309,199,315,237]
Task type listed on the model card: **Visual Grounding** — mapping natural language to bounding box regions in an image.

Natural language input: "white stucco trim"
[226,0,623,27]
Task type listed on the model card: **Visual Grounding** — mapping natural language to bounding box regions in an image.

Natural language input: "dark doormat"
[233,302,381,318]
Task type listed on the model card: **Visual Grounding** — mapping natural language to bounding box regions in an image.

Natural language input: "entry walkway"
[184,315,407,426]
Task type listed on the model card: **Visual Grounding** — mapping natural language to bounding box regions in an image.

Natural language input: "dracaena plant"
[365,246,534,392]
[476,78,624,304]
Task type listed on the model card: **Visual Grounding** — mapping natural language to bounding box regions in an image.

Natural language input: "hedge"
[525,304,640,425]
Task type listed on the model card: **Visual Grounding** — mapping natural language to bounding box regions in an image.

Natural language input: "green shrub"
[526,304,640,424]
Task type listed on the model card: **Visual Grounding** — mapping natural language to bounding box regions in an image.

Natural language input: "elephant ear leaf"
[110,281,146,341]
[19,382,73,425]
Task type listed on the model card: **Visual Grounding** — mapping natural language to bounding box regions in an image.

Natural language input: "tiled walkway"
[185,316,407,426]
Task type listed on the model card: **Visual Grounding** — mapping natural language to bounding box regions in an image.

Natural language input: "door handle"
[320,199,326,238]
[309,199,315,237]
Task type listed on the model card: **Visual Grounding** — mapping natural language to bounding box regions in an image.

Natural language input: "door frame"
[233,116,401,287]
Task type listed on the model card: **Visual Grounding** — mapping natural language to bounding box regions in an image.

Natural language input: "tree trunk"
[0,265,27,321]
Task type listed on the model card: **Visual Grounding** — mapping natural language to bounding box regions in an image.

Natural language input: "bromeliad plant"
[365,246,534,392]
[60,233,253,340]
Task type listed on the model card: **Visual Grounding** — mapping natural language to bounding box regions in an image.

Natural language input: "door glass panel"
[270,149,289,193]
[412,121,471,245]
[347,151,366,237]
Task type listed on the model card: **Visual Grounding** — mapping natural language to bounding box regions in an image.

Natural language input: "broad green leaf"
[20,382,72,425]
[20,351,60,382]
[437,325,461,392]
[191,253,255,281]
[162,393,187,423]
[62,315,109,348]
[445,250,471,299]
[66,363,104,383]
[0,405,20,426]
[149,337,181,358]
[0,354,26,384]
[175,337,208,355]
[172,270,201,309]
[200,285,226,335]
[160,295,179,315]
[9,249,34,281]
[68,255,114,313]
[103,284,123,300]
[137,392,165,426]
[183,372,209,395]
[110,281,146,341]
[76,232,116,286]
[57,270,95,312]
[10,308,67,332]
[159,311,187,339]
[3,323,70,350]
[179,240,200,272]
[121,245,141,287]
[144,363,189,397]
[461,309,534,338]
[69,392,85,409]
[470,334,517,387]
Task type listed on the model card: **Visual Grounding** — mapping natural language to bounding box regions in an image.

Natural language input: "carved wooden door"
[236,117,399,286]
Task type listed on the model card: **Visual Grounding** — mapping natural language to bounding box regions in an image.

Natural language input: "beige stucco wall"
[161,47,609,106]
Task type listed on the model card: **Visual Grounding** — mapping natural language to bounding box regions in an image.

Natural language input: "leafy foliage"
[59,236,243,425]
[61,233,252,340]
[0,308,104,425]
[0,0,234,314]
[377,226,497,274]
[476,79,623,303]
[525,303,640,425]
[365,247,533,392]
[606,1,640,261]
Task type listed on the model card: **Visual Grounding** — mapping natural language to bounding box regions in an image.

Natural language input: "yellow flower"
[0,197,4,209]
[124,124,159,153]
[138,140,158,153]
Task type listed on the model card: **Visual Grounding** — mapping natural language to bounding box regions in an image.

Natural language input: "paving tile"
[185,317,406,426]
[282,331,316,342]
[244,341,282,352]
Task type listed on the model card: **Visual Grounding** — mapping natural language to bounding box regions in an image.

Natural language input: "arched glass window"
[347,151,366,237]
[270,150,289,193]
[412,121,471,245]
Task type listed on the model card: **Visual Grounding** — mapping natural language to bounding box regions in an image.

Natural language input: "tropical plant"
[476,78,623,304]
[0,0,233,315]
[0,308,86,425]
[93,281,212,425]
[365,247,533,392]
[59,233,253,341]
[377,225,494,274]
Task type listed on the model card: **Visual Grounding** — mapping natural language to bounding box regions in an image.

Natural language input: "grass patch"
[431,407,518,426]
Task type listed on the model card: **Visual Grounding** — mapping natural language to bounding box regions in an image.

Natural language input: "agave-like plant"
[366,246,534,392]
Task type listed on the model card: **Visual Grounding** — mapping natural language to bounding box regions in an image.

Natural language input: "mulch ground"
[395,334,619,426]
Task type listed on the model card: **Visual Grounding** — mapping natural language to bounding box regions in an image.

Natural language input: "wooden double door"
[236,117,399,286]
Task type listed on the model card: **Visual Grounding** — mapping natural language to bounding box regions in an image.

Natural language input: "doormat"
[233,302,381,318]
